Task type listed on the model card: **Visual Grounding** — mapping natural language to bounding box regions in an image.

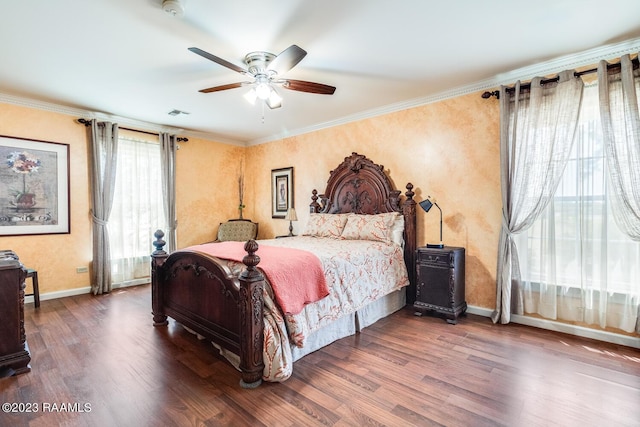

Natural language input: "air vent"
[168,109,189,116]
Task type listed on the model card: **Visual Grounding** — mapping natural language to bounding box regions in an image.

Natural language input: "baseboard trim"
[465,305,494,317]
[24,281,149,305]
[25,286,91,304]
[467,305,640,349]
[24,292,639,349]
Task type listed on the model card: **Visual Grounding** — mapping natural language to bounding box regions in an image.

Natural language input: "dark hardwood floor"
[1,284,639,427]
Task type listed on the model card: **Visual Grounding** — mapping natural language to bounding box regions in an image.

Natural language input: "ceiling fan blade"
[281,79,336,95]
[199,82,249,93]
[188,47,248,75]
[267,45,307,75]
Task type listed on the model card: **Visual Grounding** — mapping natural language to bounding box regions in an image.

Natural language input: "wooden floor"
[1,284,639,427]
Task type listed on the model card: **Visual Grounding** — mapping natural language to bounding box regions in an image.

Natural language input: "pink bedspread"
[184,242,329,314]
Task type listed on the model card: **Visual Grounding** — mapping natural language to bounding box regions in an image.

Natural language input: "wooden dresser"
[0,250,31,377]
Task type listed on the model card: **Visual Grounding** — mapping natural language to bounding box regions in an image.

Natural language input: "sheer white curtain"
[599,53,640,241]
[599,53,640,334]
[492,71,584,324]
[516,62,640,333]
[108,136,166,286]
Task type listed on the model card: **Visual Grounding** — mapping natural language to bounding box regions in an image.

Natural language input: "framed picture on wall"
[271,167,293,218]
[0,135,70,236]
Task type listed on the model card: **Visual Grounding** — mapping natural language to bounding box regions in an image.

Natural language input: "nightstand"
[414,246,466,324]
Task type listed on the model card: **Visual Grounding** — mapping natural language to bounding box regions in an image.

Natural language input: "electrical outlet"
[76,267,88,273]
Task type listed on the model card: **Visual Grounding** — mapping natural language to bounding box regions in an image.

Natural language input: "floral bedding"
[217,236,409,382]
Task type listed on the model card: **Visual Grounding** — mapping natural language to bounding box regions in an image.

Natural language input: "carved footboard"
[151,153,417,388]
[151,230,266,388]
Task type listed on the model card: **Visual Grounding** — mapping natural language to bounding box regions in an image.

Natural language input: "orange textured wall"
[0,103,92,293]
[0,102,243,295]
[1,91,501,310]
[245,92,502,309]
[174,137,245,247]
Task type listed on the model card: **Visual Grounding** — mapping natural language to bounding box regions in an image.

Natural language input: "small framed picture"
[271,167,293,218]
[0,135,70,236]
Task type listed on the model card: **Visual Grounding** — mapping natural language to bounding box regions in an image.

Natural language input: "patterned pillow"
[341,212,400,243]
[302,213,349,238]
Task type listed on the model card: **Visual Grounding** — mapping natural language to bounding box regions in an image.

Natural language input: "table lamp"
[419,196,444,248]
[284,207,298,237]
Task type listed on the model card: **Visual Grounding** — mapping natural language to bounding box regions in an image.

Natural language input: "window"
[108,136,166,286]
[515,83,640,331]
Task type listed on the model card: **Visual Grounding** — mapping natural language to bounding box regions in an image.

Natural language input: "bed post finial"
[405,183,415,200]
[310,189,320,213]
[242,239,260,269]
[238,239,265,388]
[152,229,167,256]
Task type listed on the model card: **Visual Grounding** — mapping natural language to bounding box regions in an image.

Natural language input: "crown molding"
[3,37,639,147]
[248,37,640,145]
[0,93,88,118]
[0,93,181,134]
[0,92,245,145]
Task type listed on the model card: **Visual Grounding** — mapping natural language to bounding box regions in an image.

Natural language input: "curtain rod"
[481,56,639,100]
[77,118,188,142]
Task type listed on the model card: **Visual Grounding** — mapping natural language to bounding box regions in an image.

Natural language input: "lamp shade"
[284,208,298,221]
[243,88,258,105]
[419,199,433,213]
[255,82,271,100]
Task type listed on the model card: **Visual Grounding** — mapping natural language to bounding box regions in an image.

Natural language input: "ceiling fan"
[188,45,336,109]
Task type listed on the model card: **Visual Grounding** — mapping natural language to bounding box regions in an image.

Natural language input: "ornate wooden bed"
[151,152,416,388]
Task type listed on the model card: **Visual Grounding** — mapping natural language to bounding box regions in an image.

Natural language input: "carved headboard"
[309,152,417,300]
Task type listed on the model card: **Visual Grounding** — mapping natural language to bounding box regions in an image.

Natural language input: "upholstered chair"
[215,219,258,242]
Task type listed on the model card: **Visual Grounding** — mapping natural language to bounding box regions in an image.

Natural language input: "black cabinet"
[0,250,31,377]
[414,246,466,324]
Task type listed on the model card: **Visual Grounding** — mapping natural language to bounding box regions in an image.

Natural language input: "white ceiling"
[1,0,640,145]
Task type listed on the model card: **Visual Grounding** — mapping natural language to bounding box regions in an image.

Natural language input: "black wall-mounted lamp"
[419,196,444,249]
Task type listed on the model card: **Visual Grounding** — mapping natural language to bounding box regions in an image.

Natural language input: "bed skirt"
[186,289,406,378]
[291,288,406,361]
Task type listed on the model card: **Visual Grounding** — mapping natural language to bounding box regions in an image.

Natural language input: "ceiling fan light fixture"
[255,82,271,100]
[189,44,336,111]
[243,88,257,105]
[268,89,282,107]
